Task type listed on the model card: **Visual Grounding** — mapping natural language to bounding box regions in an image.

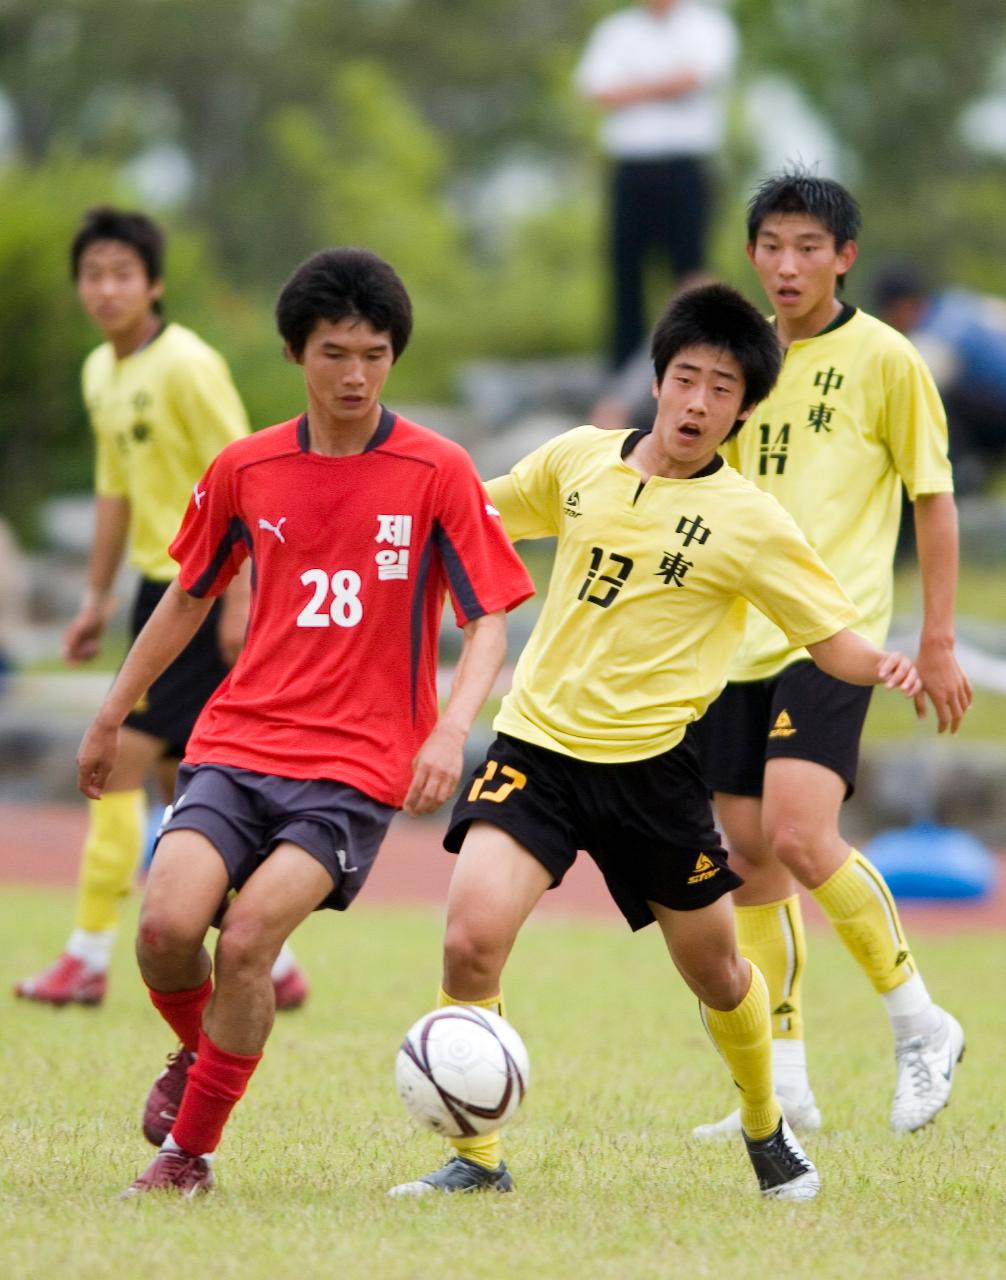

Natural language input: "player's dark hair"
[651,283,782,436]
[276,248,413,360]
[746,168,861,249]
[70,206,165,284]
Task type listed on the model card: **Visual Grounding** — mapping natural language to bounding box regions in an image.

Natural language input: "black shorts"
[123,578,230,757]
[698,660,874,800]
[158,763,395,911]
[445,731,741,932]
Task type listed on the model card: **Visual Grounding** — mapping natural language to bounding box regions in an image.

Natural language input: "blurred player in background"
[390,284,923,1203]
[874,264,1006,494]
[76,246,533,1197]
[692,171,972,1142]
[15,207,309,1012]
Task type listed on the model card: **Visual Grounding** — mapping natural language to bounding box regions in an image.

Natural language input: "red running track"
[1,803,1003,935]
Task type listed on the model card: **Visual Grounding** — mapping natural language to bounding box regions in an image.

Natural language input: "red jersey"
[170,409,534,806]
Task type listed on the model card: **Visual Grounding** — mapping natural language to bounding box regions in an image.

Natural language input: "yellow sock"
[702,964,781,1140]
[735,896,806,1040]
[75,791,146,932]
[438,986,506,1170]
[811,849,915,994]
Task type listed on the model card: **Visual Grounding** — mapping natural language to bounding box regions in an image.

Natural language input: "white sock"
[65,928,115,972]
[772,1038,811,1100]
[882,972,943,1041]
[270,940,297,982]
[163,1132,214,1162]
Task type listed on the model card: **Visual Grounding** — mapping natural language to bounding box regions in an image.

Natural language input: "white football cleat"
[890,1008,965,1133]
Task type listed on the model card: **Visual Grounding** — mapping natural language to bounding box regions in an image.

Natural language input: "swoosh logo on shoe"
[941,1049,955,1082]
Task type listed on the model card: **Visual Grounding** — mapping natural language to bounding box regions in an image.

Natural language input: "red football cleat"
[273,964,310,1011]
[120,1148,214,1199]
[143,1049,195,1147]
[14,953,107,1007]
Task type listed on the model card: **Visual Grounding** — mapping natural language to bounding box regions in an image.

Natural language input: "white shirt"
[575,2,738,159]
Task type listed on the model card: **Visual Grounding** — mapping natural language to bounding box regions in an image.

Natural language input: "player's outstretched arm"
[403,610,508,818]
[76,579,215,799]
[912,492,973,733]
[806,629,921,698]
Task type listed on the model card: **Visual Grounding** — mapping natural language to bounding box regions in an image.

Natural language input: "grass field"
[3,886,1004,1280]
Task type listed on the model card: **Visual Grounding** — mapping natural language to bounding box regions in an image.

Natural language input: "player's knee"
[214,914,277,982]
[136,905,203,969]
[765,820,822,882]
[443,916,505,989]
[680,951,749,1010]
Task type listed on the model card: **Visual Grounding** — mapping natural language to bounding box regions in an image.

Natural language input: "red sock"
[147,977,213,1052]
[171,1027,262,1155]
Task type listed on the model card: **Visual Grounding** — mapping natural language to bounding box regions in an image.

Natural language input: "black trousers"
[609,154,712,370]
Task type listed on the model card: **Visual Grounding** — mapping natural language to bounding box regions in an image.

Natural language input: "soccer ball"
[395,1006,530,1137]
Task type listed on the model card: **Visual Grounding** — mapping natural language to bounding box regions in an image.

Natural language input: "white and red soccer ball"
[395,1006,530,1137]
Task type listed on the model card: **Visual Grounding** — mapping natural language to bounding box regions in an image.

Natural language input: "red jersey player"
[75,247,534,1198]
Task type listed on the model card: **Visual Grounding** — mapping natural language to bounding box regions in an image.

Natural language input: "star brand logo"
[563,489,583,518]
[193,484,206,509]
[687,853,719,884]
[258,516,287,543]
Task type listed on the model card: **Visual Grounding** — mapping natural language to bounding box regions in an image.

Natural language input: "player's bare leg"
[653,896,818,1200]
[389,823,551,1198]
[125,838,333,1196]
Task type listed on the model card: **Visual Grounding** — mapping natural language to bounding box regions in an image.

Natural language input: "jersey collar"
[621,428,725,479]
[296,405,397,454]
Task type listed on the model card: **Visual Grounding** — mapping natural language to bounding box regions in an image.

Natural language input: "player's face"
[651,344,750,470]
[747,214,858,334]
[295,317,394,430]
[76,241,162,340]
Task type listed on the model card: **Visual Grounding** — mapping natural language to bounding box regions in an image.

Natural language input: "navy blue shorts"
[157,763,396,911]
[445,730,740,931]
[697,660,874,799]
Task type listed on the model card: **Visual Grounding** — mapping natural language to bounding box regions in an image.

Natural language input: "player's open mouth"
[777,288,801,303]
[679,423,701,438]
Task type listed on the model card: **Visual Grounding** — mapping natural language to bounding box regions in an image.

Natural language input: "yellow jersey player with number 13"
[390,283,924,1204]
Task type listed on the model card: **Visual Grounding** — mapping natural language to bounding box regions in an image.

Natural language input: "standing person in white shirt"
[575,0,738,371]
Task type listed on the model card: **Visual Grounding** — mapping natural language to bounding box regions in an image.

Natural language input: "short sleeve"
[434,449,535,628]
[740,506,860,647]
[486,435,565,542]
[881,352,954,501]
[93,426,128,498]
[166,345,249,473]
[169,446,249,598]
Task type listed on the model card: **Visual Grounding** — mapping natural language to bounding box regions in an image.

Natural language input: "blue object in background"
[864,821,998,901]
[142,805,171,871]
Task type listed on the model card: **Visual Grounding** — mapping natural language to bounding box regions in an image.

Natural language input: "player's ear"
[149,277,165,305]
[651,376,660,400]
[836,239,858,275]
[282,343,301,365]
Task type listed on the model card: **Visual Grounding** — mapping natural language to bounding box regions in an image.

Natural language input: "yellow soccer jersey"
[82,322,249,580]
[722,307,952,681]
[487,426,859,763]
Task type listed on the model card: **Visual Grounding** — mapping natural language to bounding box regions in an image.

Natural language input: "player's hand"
[62,606,106,664]
[913,640,973,734]
[403,722,466,816]
[76,717,120,799]
[877,650,922,699]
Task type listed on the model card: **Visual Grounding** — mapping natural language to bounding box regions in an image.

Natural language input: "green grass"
[3,888,1003,1279]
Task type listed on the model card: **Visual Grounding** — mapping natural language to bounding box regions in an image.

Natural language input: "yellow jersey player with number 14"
[693,170,972,1144]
